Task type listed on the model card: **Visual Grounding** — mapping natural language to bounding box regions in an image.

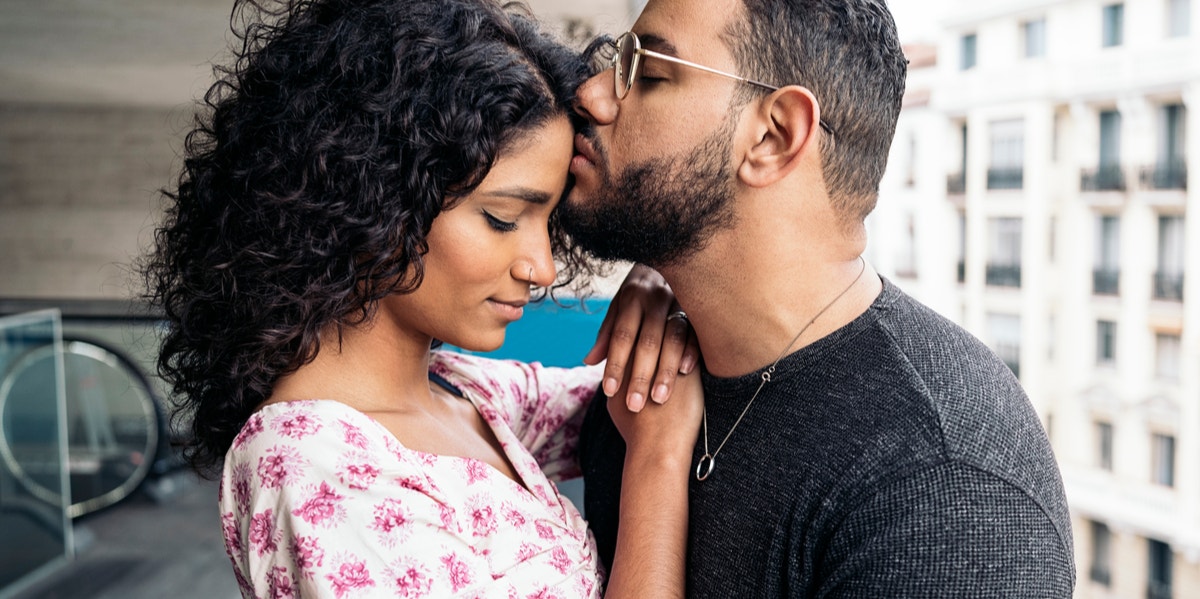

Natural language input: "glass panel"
[1090,520,1112,586]
[986,218,1023,287]
[1158,216,1186,274]
[1103,3,1125,47]
[1024,19,1047,57]
[1159,104,1187,166]
[1099,110,1122,167]
[961,34,977,70]
[1148,539,1173,594]
[1169,0,1191,37]
[1096,421,1113,470]
[0,310,71,594]
[986,313,1021,377]
[1152,434,1176,486]
[1156,334,1181,379]
[1096,320,1117,364]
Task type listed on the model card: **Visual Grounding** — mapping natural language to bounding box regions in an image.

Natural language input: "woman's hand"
[583,264,700,412]
[603,360,702,599]
[606,363,704,462]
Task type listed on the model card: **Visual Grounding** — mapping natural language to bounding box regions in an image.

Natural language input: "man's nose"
[574,71,618,126]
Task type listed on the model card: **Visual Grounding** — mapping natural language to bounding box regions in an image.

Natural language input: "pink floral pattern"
[220,351,604,597]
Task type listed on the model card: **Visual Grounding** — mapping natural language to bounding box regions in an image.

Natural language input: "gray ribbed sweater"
[579,278,1076,597]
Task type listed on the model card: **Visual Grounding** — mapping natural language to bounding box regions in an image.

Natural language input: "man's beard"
[560,120,737,269]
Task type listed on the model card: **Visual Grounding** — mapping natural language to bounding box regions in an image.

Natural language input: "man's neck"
[660,221,882,378]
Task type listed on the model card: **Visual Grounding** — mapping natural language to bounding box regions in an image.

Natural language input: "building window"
[1148,539,1173,599]
[948,124,968,194]
[1096,320,1117,365]
[1052,111,1064,162]
[988,119,1024,190]
[1155,216,1185,301]
[1083,110,1125,191]
[1103,3,1125,47]
[905,133,918,187]
[1023,18,1047,57]
[1047,314,1056,361]
[1152,433,1175,487]
[1090,521,1112,586]
[987,313,1021,377]
[1048,216,1057,263]
[1094,215,1120,295]
[986,218,1022,287]
[1169,0,1191,37]
[895,213,918,278]
[1143,104,1188,189]
[1099,110,1122,167]
[961,33,977,69]
[1096,421,1114,471]
[1156,333,1182,380]
[956,212,967,283]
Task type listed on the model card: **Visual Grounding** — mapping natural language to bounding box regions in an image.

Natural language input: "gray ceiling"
[0,0,633,107]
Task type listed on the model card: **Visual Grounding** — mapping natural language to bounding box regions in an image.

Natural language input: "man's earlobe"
[737,87,822,188]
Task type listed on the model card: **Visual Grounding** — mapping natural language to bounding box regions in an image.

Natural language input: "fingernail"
[603,377,618,397]
[680,354,696,375]
[652,384,669,403]
[630,392,645,411]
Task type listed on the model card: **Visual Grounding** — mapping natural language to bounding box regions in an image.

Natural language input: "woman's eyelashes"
[482,210,518,233]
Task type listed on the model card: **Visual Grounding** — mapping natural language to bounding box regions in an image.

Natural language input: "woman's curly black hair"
[142,0,593,476]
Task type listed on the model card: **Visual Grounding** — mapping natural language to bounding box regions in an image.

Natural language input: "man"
[561,0,1076,595]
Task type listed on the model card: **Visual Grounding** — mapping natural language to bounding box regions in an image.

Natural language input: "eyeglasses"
[604,31,834,137]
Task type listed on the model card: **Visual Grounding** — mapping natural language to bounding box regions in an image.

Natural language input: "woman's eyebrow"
[484,186,554,205]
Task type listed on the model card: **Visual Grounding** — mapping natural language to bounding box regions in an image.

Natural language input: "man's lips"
[573,133,598,165]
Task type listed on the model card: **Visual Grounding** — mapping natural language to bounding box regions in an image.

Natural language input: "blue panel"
[449,298,611,367]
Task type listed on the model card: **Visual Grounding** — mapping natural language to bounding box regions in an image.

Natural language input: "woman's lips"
[488,298,526,321]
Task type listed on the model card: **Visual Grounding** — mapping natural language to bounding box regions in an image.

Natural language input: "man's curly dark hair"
[142,0,592,476]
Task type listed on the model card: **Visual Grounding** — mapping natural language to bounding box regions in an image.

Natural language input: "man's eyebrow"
[637,33,679,56]
[483,187,554,205]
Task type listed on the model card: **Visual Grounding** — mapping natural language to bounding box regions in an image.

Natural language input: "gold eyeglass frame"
[608,31,835,137]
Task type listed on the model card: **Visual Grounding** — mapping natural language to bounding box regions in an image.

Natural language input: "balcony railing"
[986,167,1023,190]
[986,263,1022,287]
[1093,268,1120,295]
[1081,166,1126,192]
[1154,271,1184,302]
[947,172,966,195]
[1147,581,1172,599]
[1140,161,1188,190]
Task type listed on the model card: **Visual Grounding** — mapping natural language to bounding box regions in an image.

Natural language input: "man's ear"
[737,86,823,188]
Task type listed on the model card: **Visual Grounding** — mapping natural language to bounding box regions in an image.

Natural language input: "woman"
[144,0,702,597]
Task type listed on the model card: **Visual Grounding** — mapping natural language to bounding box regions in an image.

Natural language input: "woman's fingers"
[648,311,695,405]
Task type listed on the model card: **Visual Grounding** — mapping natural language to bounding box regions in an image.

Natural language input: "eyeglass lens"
[615,32,638,99]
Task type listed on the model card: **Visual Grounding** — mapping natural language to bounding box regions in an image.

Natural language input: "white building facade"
[872,0,1200,596]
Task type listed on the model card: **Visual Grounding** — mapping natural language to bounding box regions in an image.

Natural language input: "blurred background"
[0,0,1196,597]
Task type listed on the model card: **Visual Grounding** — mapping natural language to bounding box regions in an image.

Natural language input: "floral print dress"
[220,351,605,598]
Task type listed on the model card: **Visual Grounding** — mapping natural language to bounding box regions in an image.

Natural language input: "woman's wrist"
[623,443,694,474]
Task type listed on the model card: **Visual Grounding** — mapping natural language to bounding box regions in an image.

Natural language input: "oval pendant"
[695,454,716,481]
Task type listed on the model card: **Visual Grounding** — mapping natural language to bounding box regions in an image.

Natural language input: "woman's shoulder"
[225,399,393,462]
[428,350,533,400]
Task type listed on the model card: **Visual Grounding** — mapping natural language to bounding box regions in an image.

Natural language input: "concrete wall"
[0,1,644,302]
[0,103,186,299]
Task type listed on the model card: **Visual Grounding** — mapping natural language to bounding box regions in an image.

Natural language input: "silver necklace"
[695,257,867,481]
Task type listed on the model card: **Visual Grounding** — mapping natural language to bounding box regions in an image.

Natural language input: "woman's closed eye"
[482,210,518,233]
